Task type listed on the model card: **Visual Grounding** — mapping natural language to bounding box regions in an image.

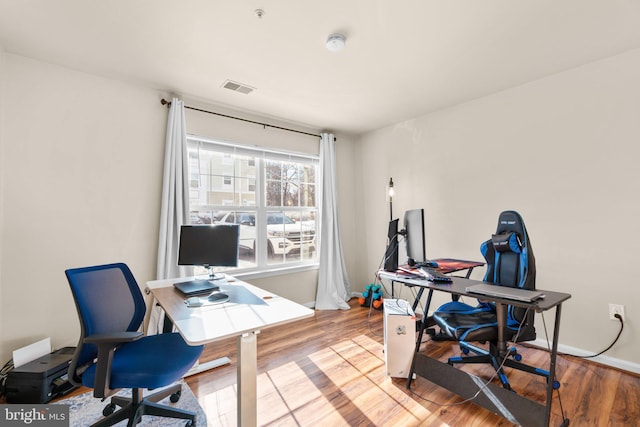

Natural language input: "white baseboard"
[530,339,640,375]
[305,292,361,309]
[184,357,231,377]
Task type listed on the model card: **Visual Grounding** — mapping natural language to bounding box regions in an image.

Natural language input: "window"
[187,135,319,273]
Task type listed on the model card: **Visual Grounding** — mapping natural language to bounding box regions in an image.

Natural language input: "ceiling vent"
[222,80,255,94]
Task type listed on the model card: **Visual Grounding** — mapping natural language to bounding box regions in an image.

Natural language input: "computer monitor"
[404,209,426,264]
[383,218,400,272]
[178,224,240,279]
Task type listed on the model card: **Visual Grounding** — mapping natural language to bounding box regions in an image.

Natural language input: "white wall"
[0,54,167,362]
[0,54,359,363]
[355,49,640,369]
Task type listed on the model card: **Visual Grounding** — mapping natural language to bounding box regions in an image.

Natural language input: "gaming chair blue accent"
[432,211,556,390]
[66,263,204,426]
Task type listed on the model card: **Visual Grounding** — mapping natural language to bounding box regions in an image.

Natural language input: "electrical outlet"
[609,304,625,321]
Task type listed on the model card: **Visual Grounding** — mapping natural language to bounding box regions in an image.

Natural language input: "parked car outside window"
[217,211,315,258]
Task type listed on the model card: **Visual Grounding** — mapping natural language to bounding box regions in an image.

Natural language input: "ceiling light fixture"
[326,33,346,52]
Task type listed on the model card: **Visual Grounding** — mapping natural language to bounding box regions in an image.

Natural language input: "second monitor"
[404,208,426,265]
[383,218,400,272]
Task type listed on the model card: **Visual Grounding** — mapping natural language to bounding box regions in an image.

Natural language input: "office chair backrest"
[65,263,146,385]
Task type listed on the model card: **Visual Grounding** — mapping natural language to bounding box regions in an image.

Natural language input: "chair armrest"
[84,331,144,344]
[84,331,144,398]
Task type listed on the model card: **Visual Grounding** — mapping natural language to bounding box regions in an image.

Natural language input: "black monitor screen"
[384,219,399,272]
[404,209,426,263]
[178,224,240,268]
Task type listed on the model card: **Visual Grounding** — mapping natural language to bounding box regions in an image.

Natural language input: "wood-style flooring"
[185,299,640,426]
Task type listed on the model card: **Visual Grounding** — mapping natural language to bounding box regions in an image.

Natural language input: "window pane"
[282,163,299,207]
[266,211,316,265]
[189,210,214,224]
[300,183,315,207]
[233,154,256,205]
[265,161,282,207]
[213,209,257,268]
[283,181,299,207]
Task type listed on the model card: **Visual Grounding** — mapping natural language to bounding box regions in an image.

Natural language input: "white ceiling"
[1,1,640,135]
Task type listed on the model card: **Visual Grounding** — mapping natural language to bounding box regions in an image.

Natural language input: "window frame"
[186,134,321,276]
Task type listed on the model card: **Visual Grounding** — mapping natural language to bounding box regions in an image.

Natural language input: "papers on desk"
[397,266,452,283]
[396,266,424,279]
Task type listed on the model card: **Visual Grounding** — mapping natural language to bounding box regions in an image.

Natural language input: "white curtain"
[156,98,190,280]
[149,98,189,334]
[315,133,351,310]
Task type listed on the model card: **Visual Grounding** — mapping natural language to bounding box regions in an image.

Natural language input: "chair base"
[448,341,552,391]
[92,384,196,427]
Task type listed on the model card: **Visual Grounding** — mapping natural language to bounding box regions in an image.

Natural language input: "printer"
[5,347,77,403]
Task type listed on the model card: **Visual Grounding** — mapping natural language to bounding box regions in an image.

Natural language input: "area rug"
[56,380,206,426]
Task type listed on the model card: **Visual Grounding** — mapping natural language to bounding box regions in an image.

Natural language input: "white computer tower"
[383,299,416,378]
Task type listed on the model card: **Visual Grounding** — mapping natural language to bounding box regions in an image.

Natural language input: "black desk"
[378,271,571,427]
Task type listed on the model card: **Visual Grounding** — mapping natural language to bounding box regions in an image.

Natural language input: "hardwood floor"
[185,299,640,426]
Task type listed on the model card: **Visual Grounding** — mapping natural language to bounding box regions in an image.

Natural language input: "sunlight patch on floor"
[198,334,447,426]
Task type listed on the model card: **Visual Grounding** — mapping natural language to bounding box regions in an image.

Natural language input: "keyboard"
[419,267,453,283]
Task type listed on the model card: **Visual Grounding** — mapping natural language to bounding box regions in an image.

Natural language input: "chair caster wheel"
[186,420,195,426]
[461,347,470,355]
[170,390,182,403]
[513,353,522,361]
[103,403,116,416]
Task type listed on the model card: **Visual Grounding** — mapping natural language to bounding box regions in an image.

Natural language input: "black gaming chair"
[432,210,556,390]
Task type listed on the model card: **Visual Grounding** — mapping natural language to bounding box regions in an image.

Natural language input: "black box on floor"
[5,346,77,403]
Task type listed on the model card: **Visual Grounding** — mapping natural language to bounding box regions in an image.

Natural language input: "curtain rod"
[160,98,325,139]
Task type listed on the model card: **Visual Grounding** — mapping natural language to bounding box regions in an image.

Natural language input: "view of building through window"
[187,137,319,272]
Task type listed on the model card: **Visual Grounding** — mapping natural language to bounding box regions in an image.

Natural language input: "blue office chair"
[432,211,556,390]
[65,263,204,426]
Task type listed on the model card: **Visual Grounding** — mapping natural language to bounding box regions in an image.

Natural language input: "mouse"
[185,297,204,307]
[208,292,229,304]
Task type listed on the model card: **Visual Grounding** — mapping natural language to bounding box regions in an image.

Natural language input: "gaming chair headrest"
[495,210,527,239]
[482,210,536,290]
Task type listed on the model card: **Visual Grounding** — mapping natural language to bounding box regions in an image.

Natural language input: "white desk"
[147,277,314,427]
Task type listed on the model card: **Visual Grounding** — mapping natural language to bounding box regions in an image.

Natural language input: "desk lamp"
[386,177,395,221]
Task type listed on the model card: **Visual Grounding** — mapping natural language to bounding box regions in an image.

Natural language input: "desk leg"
[496,303,508,358]
[407,289,434,389]
[545,303,568,426]
[464,267,475,279]
[238,331,259,427]
[411,287,425,313]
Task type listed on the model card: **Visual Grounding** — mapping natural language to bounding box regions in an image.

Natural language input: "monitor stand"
[205,265,224,281]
